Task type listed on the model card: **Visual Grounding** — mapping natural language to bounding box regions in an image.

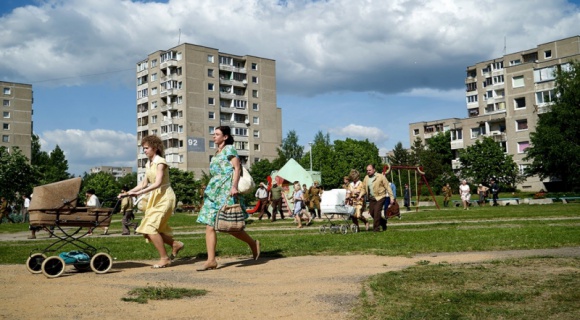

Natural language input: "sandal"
[170,241,184,260]
[151,258,171,269]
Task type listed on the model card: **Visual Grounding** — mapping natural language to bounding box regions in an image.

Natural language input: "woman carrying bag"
[196,126,260,271]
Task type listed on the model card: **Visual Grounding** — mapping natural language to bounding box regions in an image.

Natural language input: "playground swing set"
[382,164,440,211]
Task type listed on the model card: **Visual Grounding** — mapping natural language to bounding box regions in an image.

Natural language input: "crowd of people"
[7,125,508,270]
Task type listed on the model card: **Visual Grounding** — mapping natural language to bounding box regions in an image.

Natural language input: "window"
[208,83,214,91]
[233,100,246,109]
[151,101,157,109]
[137,88,148,99]
[519,164,529,175]
[234,141,248,150]
[254,157,261,163]
[413,129,419,135]
[161,51,176,62]
[151,59,157,67]
[493,61,504,70]
[516,119,528,131]
[208,55,214,63]
[534,66,556,82]
[253,130,259,138]
[209,126,215,134]
[451,129,462,141]
[517,141,530,153]
[234,128,248,136]
[512,75,524,88]
[514,97,526,109]
[208,111,215,119]
[137,75,148,85]
[509,59,521,66]
[252,76,258,84]
[485,102,506,113]
[252,90,259,98]
[177,96,183,104]
[3,123,9,130]
[493,75,504,84]
[466,82,477,92]
[544,50,552,59]
[151,73,157,81]
[219,56,232,65]
[466,95,478,103]
[151,115,157,124]
[494,89,504,98]
[3,111,10,118]
[3,100,9,107]
[208,97,215,105]
[209,141,215,148]
[253,116,259,124]
[251,63,258,70]
[252,103,259,111]
[208,69,214,77]
[137,62,147,72]
[471,127,485,139]
[151,87,158,95]
[254,144,260,151]
[468,108,479,117]
[536,90,555,104]
[2,135,8,142]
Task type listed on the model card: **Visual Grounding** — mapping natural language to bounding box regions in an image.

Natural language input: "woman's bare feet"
[151,257,171,269]
[170,241,185,260]
[196,261,218,271]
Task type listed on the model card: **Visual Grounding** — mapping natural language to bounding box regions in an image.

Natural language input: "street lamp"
[308,142,313,172]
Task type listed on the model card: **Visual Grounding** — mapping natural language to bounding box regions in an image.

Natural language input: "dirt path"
[2,247,579,320]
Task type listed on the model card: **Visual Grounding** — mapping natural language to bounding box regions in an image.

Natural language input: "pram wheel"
[26,253,46,274]
[340,225,348,234]
[319,225,327,233]
[41,256,66,278]
[350,224,359,233]
[90,252,113,274]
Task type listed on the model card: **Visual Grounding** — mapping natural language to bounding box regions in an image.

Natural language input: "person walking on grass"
[196,126,260,271]
[459,180,471,210]
[122,135,184,269]
[358,164,394,232]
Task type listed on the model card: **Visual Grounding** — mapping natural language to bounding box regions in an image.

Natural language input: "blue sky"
[1,0,580,175]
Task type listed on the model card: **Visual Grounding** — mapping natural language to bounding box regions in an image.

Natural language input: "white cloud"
[1,0,578,95]
[39,129,137,176]
[329,124,388,145]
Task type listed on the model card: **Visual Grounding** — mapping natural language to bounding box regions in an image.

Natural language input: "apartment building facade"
[135,43,282,181]
[409,36,580,191]
[1,81,33,160]
[90,166,133,180]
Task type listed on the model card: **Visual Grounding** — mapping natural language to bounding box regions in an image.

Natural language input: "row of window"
[3,88,11,95]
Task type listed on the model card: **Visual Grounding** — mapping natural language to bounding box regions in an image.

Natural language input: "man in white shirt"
[254,182,271,220]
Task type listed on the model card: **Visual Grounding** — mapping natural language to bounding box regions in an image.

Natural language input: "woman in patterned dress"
[123,135,183,268]
[196,126,260,271]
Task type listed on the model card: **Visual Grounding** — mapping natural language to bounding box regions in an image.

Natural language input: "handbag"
[215,197,245,232]
[238,165,255,194]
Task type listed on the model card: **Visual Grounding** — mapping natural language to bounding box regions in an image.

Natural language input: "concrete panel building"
[90,166,133,180]
[135,43,282,180]
[1,81,33,160]
[410,36,580,191]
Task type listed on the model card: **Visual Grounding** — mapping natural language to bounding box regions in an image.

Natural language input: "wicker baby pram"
[25,177,116,278]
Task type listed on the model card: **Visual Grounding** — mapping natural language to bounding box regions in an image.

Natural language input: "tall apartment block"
[135,44,282,180]
[1,81,33,160]
[409,36,580,191]
[90,166,133,180]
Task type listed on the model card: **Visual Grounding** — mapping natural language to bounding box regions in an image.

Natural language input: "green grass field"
[2,202,579,319]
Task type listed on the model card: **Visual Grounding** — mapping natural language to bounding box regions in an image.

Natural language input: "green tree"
[117,172,137,189]
[388,142,412,166]
[81,172,119,207]
[43,145,71,183]
[524,60,580,190]
[426,131,454,165]
[169,168,199,205]
[459,137,522,188]
[249,158,276,188]
[0,147,37,202]
[279,130,303,161]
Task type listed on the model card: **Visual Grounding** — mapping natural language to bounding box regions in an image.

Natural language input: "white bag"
[238,166,255,194]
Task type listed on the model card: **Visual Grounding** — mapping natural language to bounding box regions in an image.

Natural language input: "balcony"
[219,92,237,99]
[161,103,177,112]
[490,132,507,142]
[162,118,174,125]
[162,74,177,82]
[451,159,461,170]
[219,64,246,73]
[160,60,178,68]
[450,140,464,150]
[137,125,148,132]
[537,105,552,114]
[165,147,179,154]
[237,149,250,156]
[161,132,180,139]
[160,88,176,97]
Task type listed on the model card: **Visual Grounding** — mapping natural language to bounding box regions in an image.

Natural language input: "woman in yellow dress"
[122,135,183,268]
[348,169,369,231]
